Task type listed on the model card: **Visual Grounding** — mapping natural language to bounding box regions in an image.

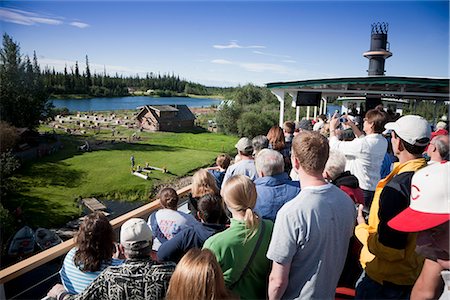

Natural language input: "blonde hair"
[166,248,234,300]
[221,175,259,240]
[192,169,219,198]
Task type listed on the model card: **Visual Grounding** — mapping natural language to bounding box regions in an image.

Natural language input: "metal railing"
[0,184,192,296]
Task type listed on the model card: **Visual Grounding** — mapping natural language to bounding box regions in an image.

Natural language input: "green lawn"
[6,130,238,228]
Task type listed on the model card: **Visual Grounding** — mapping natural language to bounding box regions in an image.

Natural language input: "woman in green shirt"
[203,175,273,299]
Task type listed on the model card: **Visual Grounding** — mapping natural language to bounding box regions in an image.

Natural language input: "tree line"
[42,56,222,98]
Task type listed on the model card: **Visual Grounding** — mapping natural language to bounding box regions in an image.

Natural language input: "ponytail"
[243,208,260,241]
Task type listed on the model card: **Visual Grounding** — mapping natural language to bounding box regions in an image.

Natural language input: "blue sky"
[1,1,448,87]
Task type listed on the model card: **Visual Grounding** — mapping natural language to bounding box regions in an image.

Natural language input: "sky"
[1,1,448,87]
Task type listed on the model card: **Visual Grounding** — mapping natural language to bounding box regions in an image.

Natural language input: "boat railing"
[0,184,192,298]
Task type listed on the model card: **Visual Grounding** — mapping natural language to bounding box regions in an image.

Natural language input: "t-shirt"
[148,209,198,251]
[60,248,123,294]
[267,184,356,299]
[221,159,258,188]
[203,218,273,299]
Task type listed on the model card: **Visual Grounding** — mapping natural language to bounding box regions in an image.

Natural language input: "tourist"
[313,114,327,131]
[59,212,123,295]
[188,169,228,224]
[252,135,269,156]
[267,131,356,299]
[323,149,364,205]
[354,115,430,299]
[206,154,231,189]
[297,119,313,132]
[166,248,236,300]
[267,125,291,173]
[426,134,449,163]
[387,162,450,300]
[431,120,448,139]
[157,194,226,263]
[221,137,258,187]
[204,175,273,299]
[283,120,295,150]
[329,108,388,208]
[148,187,197,251]
[48,218,175,300]
[253,149,300,222]
[323,150,364,288]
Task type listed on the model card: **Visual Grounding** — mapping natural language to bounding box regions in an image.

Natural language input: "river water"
[51,96,222,112]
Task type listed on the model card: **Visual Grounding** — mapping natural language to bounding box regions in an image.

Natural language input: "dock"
[82,198,109,215]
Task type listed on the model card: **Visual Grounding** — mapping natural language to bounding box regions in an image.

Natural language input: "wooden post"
[306,106,311,120]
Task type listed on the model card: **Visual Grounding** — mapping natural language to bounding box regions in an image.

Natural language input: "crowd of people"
[47,107,449,300]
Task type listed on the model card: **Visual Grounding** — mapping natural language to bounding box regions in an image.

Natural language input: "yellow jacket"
[355,158,427,285]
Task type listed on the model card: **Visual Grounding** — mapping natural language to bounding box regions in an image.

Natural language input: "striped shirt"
[60,248,123,294]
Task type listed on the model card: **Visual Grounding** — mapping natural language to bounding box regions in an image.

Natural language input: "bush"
[237,111,277,138]
[216,104,242,135]
[0,122,19,153]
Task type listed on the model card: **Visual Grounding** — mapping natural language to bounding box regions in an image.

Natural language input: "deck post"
[313,106,318,120]
[271,89,285,127]
[288,92,300,122]
[306,106,311,120]
[323,98,327,116]
[319,98,324,114]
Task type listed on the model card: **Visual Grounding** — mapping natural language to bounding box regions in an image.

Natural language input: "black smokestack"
[363,22,392,76]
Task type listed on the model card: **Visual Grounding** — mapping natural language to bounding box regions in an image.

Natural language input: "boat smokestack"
[363,22,392,76]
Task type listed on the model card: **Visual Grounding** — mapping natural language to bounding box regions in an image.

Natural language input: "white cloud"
[253,50,291,59]
[210,58,290,74]
[213,41,265,49]
[211,59,233,64]
[70,21,90,29]
[0,7,89,28]
[0,8,63,26]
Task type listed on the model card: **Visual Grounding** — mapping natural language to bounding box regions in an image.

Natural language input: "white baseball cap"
[388,162,450,232]
[120,218,152,250]
[235,137,253,153]
[385,115,431,146]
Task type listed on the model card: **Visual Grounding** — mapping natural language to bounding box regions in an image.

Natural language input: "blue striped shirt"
[60,248,123,294]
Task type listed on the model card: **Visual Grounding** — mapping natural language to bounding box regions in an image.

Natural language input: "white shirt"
[329,133,387,191]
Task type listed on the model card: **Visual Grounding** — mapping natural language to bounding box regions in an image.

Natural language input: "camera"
[339,117,347,123]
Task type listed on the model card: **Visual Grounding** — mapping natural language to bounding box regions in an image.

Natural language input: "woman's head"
[159,187,179,210]
[166,248,232,300]
[267,125,285,151]
[74,211,115,272]
[221,175,259,239]
[364,109,388,134]
[192,169,219,198]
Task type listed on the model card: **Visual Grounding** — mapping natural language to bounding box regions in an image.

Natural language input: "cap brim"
[384,122,399,131]
[388,208,450,232]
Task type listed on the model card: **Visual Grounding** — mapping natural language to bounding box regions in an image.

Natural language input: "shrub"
[0,122,19,153]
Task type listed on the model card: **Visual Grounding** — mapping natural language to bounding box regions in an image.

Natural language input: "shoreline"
[49,93,225,101]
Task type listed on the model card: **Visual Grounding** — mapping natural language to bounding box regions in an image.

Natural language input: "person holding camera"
[329,109,388,209]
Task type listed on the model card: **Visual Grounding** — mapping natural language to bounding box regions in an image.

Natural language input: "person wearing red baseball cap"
[388,162,450,300]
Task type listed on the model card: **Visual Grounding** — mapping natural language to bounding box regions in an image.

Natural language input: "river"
[51,96,222,112]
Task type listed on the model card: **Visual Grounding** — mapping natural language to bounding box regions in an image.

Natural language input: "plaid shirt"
[68,259,175,300]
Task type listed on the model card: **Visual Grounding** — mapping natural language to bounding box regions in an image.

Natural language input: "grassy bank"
[6,128,237,228]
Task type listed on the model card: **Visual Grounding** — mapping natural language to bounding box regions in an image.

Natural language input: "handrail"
[0,184,193,284]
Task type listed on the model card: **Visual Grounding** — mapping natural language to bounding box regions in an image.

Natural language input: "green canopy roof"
[266,76,449,101]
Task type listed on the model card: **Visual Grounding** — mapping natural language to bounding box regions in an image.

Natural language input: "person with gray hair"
[252,135,269,156]
[426,134,449,164]
[323,150,364,205]
[253,149,300,222]
[48,218,175,300]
